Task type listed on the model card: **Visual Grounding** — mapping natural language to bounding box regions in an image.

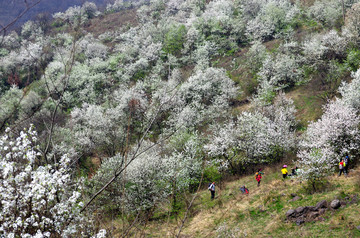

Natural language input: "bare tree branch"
[79,83,182,213]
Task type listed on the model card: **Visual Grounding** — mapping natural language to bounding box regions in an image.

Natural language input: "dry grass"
[286,80,328,126]
[137,165,360,238]
[84,9,138,37]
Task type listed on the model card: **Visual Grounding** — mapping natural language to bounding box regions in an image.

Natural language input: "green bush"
[163,24,187,56]
[204,164,222,185]
[345,48,360,72]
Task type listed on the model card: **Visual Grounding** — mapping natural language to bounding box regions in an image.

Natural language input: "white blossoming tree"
[297,100,360,188]
[0,127,105,237]
[88,137,202,214]
[339,68,360,112]
[167,67,240,130]
[205,93,296,173]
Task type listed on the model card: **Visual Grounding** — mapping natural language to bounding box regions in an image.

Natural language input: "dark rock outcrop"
[286,200,329,225]
[315,200,327,210]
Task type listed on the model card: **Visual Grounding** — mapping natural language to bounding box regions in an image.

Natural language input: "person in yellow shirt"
[281,165,288,179]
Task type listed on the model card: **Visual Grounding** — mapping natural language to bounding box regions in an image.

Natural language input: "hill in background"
[0,0,110,30]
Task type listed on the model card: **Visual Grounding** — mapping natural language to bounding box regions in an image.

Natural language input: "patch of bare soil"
[85,9,138,37]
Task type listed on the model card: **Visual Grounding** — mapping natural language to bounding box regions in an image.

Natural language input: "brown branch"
[79,115,179,214]
[79,82,182,214]
[120,211,141,238]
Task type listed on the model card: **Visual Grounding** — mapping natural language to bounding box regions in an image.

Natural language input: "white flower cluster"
[244,0,299,41]
[89,136,202,212]
[308,0,360,27]
[53,2,100,26]
[167,67,240,130]
[298,100,360,180]
[205,93,296,167]
[339,68,360,111]
[0,127,99,237]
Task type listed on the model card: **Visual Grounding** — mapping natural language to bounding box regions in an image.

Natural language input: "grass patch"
[131,166,360,238]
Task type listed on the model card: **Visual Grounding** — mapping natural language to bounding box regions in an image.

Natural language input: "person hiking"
[281,165,288,180]
[339,159,346,176]
[289,166,298,177]
[344,155,350,175]
[208,182,215,200]
[255,169,264,187]
[240,185,249,194]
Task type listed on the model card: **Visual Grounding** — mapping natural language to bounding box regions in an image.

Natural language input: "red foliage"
[7,73,21,86]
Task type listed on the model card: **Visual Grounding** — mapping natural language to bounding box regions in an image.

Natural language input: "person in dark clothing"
[240,185,249,194]
[344,155,350,175]
[208,182,215,200]
[290,166,298,176]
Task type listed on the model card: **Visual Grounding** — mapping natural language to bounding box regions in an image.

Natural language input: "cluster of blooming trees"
[297,66,360,182]
[2,0,360,234]
[205,93,297,173]
[0,127,105,237]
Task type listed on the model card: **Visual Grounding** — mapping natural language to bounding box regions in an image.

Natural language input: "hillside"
[140,165,360,237]
[1,0,360,237]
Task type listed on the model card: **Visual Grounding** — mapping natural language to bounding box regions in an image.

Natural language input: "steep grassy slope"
[141,165,360,237]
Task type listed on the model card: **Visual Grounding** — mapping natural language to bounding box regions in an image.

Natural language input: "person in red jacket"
[255,168,264,187]
[339,159,346,176]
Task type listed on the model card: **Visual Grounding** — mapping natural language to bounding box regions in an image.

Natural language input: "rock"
[290,196,301,202]
[315,200,327,210]
[319,208,327,215]
[281,193,286,196]
[286,209,296,218]
[296,218,305,226]
[356,225,360,231]
[295,206,305,214]
[317,217,325,222]
[308,212,319,219]
[330,199,341,209]
[307,206,316,211]
[291,193,297,198]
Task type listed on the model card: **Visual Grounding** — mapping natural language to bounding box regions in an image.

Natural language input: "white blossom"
[298,100,360,180]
